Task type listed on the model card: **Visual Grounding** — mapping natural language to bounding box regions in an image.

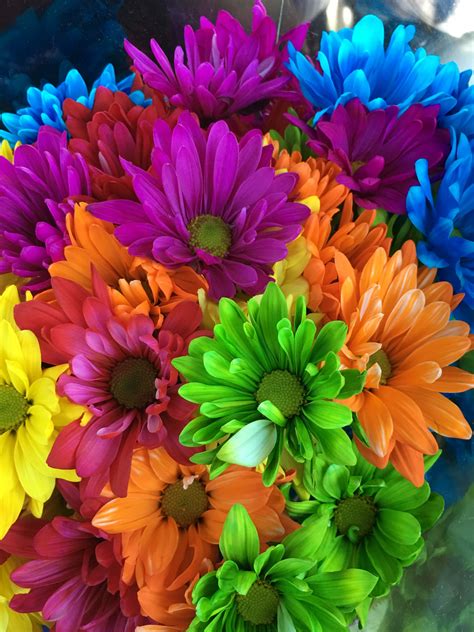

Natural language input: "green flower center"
[109,357,157,409]
[334,496,377,541]
[367,349,392,384]
[256,370,305,419]
[161,479,209,528]
[237,580,279,626]
[352,160,365,172]
[0,384,29,434]
[188,214,232,258]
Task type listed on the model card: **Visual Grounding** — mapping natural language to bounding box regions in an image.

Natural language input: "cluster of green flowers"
[175,283,445,630]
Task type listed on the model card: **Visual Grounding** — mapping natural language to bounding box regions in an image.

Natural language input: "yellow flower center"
[237,580,279,626]
[367,349,392,384]
[188,214,232,258]
[161,479,209,528]
[0,384,29,434]
[109,357,157,409]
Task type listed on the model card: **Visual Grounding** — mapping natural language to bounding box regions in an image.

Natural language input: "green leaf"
[375,480,431,511]
[283,516,328,561]
[219,504,259,569]
[410,492,444,531]
[365,537,402,585]
[217,419,277,466]
[311,321,348,363]
[338,369,367,398]
[303,400,352,429]
[306,569,377,607]
[377,508,421,545]
[311,427,357,466]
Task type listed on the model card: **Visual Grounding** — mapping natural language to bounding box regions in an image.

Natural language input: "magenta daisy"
[3,483,149,632]
[307,99,450,214]
[0,126,92,291]
[89,112,309,299]
[14,272,205,497]
[124,0,308,123]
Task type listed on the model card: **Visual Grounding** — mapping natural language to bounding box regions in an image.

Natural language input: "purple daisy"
[307,99,450,214]
[0,126,92,291]
[124,0,308,122]
[89,112,309,299]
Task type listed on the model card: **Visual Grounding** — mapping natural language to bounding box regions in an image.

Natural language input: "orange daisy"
[303,197,391,320]
[264,134,350,215]
[92,447,297,617]
[45,203,207,327]
[335,244,473,486]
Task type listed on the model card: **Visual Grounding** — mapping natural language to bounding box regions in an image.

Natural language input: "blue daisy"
[407,130,474,328]
[287,14,474,133]
[0,64,148,145]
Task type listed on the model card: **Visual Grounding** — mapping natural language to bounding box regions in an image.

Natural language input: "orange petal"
[377,386,439,454]
[401,389,472,439]
[354,436,393,469]
[382,289,425,341]
[424,366,474,393]
[389,442,426,487]
[92,495,159,533]
[357,390,393,457]
[388,362,442,387]
[390,301,450,361]
[399,337,471,370]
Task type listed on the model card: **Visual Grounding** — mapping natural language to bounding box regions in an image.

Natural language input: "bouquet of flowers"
[0,3,472,631]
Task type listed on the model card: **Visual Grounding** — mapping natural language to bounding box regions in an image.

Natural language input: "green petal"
[377,508,421,545]
[266,558,314,581]
[219,504,259,569]
[281,595,322,632]
[303,400,352,429]
[262,429,284,487]
[311,427,357,466]
[365,536,403,585]
[258,400,287,426]
[410,492,444,531]
[373,526,424,561]
[294,416,314,460]
[283,515,328,561]
[179,383,240,403]
[311,321,348,363]
[253,544,285,576]
[190,447,219,464]
[319,536,354,572]
[216,560,239,592]
[375,480,431,511]
[179,415,212,446]
[306,370,343,400]
[305,596,347,632]
[322,464,350,499]
[294,318,317,373]
[338,369,367,399]
[217,419,277,467]
[277,603,297,632]
[306,568,378,607]
[172,355,208,382]
[201,399,256,419]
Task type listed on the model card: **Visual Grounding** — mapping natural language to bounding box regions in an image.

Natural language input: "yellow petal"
[5,360,29,395]
[17,330,42,383]
[14,427,54,502]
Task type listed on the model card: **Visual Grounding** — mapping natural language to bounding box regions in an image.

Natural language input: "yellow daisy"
[0,556,43,631]
[0,286,83,538]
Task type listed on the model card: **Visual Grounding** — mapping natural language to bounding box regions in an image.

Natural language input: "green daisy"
[189,503,377,632]
[173,283,365,485]
[286,443,444,602]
